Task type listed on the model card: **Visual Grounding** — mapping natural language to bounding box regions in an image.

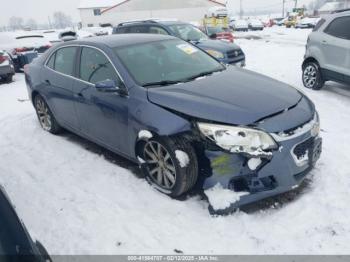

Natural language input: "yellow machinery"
[202,17,229,28]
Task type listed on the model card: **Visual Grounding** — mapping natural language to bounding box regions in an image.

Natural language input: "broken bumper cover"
[203,126,322,215]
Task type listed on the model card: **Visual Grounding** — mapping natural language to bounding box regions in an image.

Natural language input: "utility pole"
[48,16,52,29]
[294,0,298,8]
[282,0,285,17]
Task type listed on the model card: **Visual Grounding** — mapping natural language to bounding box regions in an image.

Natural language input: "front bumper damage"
[200,117,322,215]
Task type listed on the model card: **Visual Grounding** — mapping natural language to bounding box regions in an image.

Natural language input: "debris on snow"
[205,184,248,211]
[138,130,153,140]
[175,150,190,168]
[247,158,262,171]
[137,156,146,164]
[174,249,183,254]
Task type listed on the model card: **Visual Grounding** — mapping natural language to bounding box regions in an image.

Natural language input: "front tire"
[302,62,324,90]
[142,136,198,198]
[34,94,62,134]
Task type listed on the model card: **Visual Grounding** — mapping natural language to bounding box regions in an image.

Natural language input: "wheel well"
[31,91,39,104]
[135,139,147,159]
[302,57,319,69]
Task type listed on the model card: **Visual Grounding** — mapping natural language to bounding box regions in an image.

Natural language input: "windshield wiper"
[142,80,183,87]
[184,69,224,82]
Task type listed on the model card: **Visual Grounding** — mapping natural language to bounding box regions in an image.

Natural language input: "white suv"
[302,10,350,90]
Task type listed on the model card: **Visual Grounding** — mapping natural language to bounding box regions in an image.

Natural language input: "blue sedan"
[25,34,322,214]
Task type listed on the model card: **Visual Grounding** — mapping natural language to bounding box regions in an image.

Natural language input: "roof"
[78,0,125,9]
[72,33,176,48]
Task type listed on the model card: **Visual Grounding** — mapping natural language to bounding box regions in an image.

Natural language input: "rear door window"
[313,18,325,31]
[324,16,350,40]
[46,53,55,69]
[54,47,77,76]
[128,26,149,33]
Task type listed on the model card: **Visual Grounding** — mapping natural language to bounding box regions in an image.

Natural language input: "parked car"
[248,19,264,30]
[207,6,228,18]
[113,20,245,66]
[0,50,15,82]
[276,17,287,26]
[296,17,320,29]
[25,34,322,213]
[206,26,234,43]
[0,32,51,72]
[302,11,350,90]
[0,185,51,261]
[230,19,249,32]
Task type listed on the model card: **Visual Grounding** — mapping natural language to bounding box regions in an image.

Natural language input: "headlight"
[205,49,225,59]
[197,123,277,156]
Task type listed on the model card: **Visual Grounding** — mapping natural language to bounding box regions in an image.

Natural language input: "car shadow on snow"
[322,82,350,99]
[58,129,315,215]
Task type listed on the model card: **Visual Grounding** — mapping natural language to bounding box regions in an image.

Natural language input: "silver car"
[302,10,350,90]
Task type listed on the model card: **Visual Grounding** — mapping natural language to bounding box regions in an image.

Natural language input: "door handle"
[44,79,51,85]
[322,40,328,44]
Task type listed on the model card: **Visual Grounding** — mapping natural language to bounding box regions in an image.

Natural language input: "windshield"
[168,24,208,41]
[114,39,224,87]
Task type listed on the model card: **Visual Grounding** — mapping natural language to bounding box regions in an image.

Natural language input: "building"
[78,0,226,27]
[318,0,348,15]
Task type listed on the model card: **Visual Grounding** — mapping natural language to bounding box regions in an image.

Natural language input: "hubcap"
[143,141,176,190]
[303,65,317,88]
[36,98,52,131]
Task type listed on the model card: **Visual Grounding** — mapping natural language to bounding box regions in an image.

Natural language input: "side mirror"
[95,79,128,96]
[95,79,119,93]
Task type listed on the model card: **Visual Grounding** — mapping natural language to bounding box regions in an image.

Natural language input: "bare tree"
[26,19,38,30]
[8,16,24,30]
[52,12,73,29]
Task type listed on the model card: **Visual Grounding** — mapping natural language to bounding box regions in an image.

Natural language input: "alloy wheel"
[143,141,177,190]
[303,65,317,88]
[35,98,52,131]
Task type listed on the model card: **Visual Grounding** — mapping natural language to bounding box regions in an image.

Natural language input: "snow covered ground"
[1,27,350,255]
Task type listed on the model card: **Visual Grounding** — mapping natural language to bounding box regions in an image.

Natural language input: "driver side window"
[79,47,123,86]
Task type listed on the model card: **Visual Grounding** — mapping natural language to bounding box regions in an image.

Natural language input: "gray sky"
[0,0,313,26]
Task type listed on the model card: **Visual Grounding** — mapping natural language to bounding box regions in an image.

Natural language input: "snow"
[205,184,247,211]
[137,156,146,164]
[247,158,262,171]
[175,150,190,168]
[138,130,153,140]
[1,27,350,254]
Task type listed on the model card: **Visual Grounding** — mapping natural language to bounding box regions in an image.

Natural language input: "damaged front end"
[192,111,322,215]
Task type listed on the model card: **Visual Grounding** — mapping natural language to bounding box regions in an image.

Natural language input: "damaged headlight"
[197,123,277,156]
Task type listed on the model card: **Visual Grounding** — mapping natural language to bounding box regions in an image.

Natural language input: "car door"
[73,46,129,154]
[321,16,350,81]
[43,46,80,130]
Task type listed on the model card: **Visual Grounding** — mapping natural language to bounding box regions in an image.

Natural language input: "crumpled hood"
[195,39,241,52]
[147,67,307,127]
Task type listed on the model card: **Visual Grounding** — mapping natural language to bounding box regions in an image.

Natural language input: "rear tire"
[302,62,324,90]
[3,74,13,83]
[34,94,62,134]
[141,136,198,198]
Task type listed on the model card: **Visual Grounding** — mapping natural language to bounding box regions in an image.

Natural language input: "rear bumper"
[202,125,322,214]
[0,64,15,76]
